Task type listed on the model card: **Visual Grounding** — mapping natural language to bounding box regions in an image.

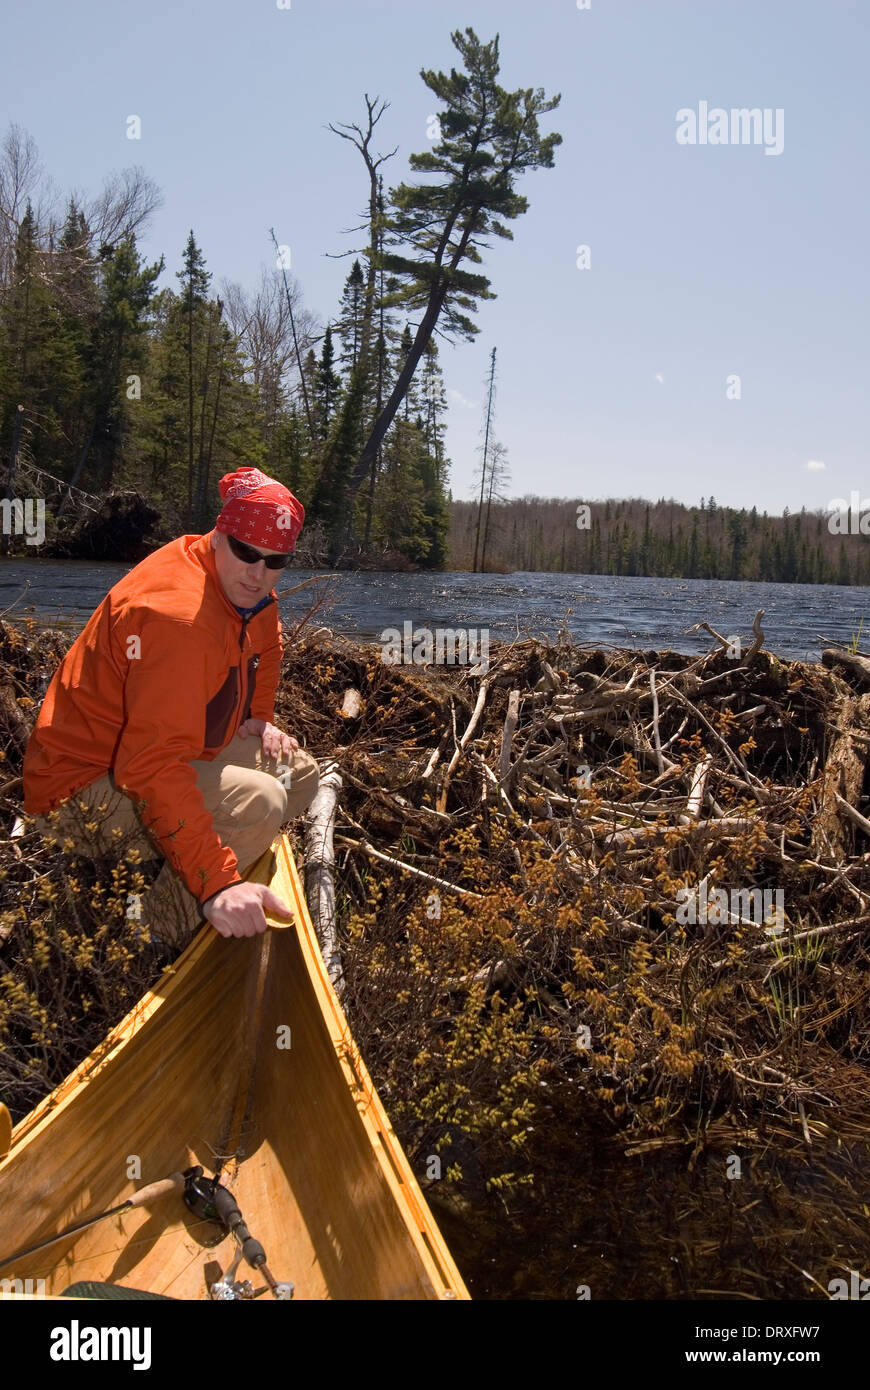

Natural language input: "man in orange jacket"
[22,467,319,946]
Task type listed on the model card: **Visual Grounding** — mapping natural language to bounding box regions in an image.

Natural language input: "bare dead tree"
[222,267,319,427]
[82,166,162,253]
[480,439,510,573]
[327,94,398,370]
[472,347,497,572]
[0,124,161,300]
[0,123,43,291]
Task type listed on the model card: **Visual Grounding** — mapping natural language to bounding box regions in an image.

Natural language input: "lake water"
[0,556,867,662]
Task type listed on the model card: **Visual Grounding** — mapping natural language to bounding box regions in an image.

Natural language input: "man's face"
[211,530,284,607]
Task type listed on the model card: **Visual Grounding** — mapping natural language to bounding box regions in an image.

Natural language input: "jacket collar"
[189,531,277,623]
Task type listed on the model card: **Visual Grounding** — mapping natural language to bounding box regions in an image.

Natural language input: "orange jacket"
[22,532,283,902]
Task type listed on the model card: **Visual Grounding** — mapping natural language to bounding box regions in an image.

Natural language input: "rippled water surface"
[0,558,866,662]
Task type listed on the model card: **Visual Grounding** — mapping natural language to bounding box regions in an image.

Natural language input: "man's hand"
[237,717,299,760]
[202,881,294,938]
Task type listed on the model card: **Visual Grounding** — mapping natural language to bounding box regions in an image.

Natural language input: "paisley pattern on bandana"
[215,467,304,551]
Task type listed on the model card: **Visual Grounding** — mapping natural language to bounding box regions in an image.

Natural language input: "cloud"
[805,459,826,471]
[653,372,664,384]
[447,388,478,410]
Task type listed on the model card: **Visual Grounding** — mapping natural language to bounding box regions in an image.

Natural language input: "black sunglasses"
[226,534,292,570]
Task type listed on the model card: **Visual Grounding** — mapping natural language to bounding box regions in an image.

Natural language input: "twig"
[334,835,484,898]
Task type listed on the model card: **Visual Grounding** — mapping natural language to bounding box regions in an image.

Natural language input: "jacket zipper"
[234,597,274,733]
[235,614,251,736]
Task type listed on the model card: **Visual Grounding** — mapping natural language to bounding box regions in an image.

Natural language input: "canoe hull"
[0,838,468,1301]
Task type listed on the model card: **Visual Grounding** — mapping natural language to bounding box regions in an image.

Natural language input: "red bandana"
[214,468,305,552]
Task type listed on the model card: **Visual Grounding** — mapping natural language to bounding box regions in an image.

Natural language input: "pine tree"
[346,27,561,506]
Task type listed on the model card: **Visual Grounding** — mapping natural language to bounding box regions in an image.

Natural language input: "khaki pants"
[33,734,320,948]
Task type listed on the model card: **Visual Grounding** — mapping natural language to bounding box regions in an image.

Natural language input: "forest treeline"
[0,156,453,566]
[0,28,561,566]
[449,495,870,586]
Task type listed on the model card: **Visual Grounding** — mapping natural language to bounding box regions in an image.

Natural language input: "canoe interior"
[0,837,469,1301]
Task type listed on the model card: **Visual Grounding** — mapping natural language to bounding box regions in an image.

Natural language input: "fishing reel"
[182,1166,223,1223]
[183,1166,294,1301]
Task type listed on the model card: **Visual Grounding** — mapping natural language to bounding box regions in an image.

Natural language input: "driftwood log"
[811,690,870,859]
[822,645,870,688]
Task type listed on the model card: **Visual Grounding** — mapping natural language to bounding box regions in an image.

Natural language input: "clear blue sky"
[3,0,867,515]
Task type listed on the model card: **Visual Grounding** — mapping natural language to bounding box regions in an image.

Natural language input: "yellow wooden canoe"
[0,835,469,1300]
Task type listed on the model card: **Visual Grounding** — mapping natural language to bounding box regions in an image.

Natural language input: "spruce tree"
[1,202,82,480]
[177,231,212,526]
[336,260,365,373]
[313,324,342,439]
[69,234,162,493]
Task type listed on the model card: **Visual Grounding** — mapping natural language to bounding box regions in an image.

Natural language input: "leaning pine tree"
[339,26,561,539]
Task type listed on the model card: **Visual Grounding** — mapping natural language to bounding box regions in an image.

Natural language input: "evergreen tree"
[728,510,747,579]
[176,231,212,526]
[346,27,561,509]
[70,234,162,493]
[310,360,367,540]
[336,260,365,373]
[313,324,342,439]
[1,202,83,480]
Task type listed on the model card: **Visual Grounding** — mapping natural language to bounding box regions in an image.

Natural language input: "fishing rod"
[0,1155,292,1300]
[0,1172,187,1272]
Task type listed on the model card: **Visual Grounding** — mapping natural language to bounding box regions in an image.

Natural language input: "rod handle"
[128,1171,187,1209]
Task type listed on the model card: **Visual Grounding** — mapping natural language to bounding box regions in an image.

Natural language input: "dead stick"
[334,836,484,898]
[436,678,492,814]
[746,609,766,662]
[834,790,870,839]
[649,669,664,775]
[686,756,713,819]
[499,688,520,786]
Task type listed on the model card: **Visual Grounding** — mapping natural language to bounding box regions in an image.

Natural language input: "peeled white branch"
[304,760,344,996]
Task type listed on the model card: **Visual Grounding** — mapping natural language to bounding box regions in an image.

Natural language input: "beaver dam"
[2,612,870,1300]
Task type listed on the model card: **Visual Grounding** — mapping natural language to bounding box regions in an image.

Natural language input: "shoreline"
[6,606,869,679]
